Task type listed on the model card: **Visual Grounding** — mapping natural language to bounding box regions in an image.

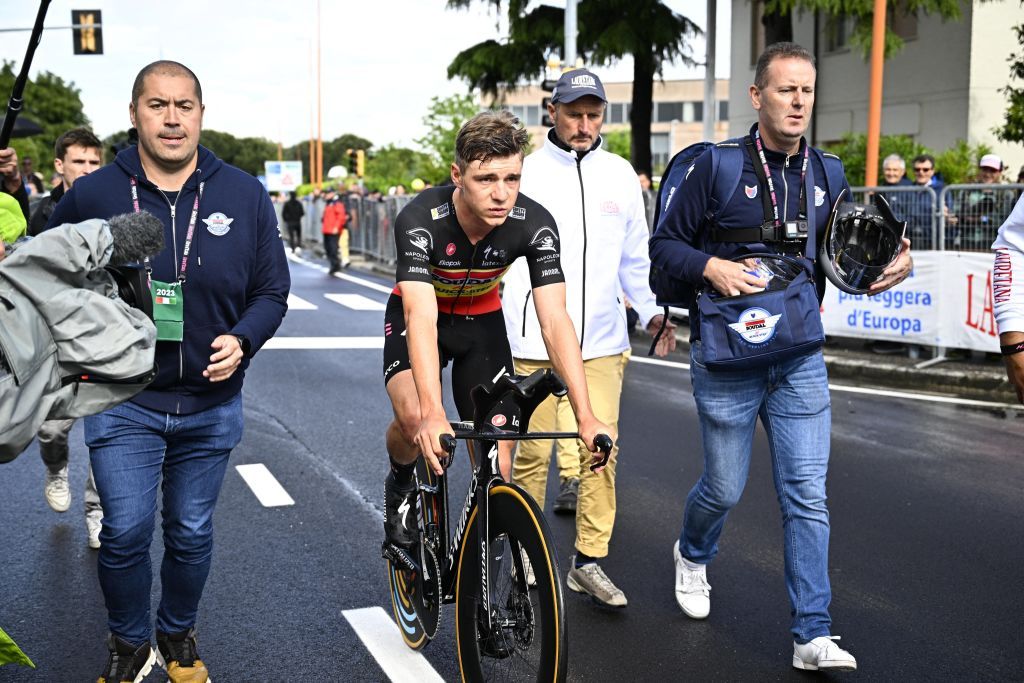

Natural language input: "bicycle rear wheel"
[386,460,443,650]
[455,483,567,682]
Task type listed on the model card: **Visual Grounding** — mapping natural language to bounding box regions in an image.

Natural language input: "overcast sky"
[1,0,731,150]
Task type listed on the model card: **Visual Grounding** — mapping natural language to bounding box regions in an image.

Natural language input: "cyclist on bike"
[382,111,610,551]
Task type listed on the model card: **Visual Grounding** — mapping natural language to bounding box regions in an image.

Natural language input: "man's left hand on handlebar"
[577,416,613,473]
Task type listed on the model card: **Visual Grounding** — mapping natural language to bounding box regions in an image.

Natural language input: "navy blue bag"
[695,164,825,371]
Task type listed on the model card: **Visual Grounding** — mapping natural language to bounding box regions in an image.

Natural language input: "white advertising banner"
[264,160,303,192]
[821,251,1000,352]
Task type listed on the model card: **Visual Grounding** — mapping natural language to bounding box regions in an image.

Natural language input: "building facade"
[730,0,1023,176]
[497,78,730,173]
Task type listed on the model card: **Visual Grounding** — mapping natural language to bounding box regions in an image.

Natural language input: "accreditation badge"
[151,279,184,342]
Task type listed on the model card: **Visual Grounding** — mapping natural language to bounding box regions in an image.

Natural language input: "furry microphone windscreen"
[107,211,166,265]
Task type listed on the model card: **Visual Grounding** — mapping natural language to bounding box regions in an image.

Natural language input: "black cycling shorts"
[382,293,513,421]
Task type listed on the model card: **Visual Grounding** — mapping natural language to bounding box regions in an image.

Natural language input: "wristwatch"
[234,334,251,355]
[1000,340,1024,356]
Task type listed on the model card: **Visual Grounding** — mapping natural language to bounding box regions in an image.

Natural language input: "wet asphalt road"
[1,254,1022,682]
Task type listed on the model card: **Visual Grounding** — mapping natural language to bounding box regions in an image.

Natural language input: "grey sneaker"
[566,557,627,608]
[552,477,579,514]
[519,548,536,588]
[44,465,71,512]
[793,636,857,671]
[86,509,103,549]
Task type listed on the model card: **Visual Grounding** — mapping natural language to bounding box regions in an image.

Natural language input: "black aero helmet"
[819,190,906,295]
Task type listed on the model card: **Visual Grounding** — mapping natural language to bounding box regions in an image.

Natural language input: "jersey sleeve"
[392,202,434,285]
[522,208,565,289]
[993,193,1024,334]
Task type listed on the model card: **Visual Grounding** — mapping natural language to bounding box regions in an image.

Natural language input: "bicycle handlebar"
[438,431,614,472]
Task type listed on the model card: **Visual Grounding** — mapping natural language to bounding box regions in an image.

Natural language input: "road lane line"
[628,355,1023,410]
[235,464,295,507]
[325,293,387,311]
[287,293,318,310]
[288,252,394,293]
[263,336,384,349]
[342,607,445,683]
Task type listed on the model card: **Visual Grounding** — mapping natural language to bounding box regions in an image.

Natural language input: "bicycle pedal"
[382,542,421,573]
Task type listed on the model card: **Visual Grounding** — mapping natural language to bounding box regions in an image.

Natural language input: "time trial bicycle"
[382,368,612,682]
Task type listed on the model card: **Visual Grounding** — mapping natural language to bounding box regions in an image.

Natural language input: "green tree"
[414,93,480,182]
[995,21,1024,145]
[823,133,989,185]
[0,61,89,169]
[601,127,631,161]
[366,144,436,192]
[759,0,962,57]
[445,0,699,175]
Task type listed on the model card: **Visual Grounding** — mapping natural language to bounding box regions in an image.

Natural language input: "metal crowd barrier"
[850,184,1023,252]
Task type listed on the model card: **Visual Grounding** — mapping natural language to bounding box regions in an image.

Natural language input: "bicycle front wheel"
[455,483,567,682]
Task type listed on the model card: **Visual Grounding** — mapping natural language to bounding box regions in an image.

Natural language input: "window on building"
[607,102,630,125]
[651,133,671,173]
[750,0,765,67]
[655,102,683,123]
[824,14,853,53]
[718,100,729,122]
[525,104,540,127]
[890,3,918,41]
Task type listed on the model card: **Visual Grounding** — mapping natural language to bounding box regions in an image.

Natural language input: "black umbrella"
[0,114,44,139]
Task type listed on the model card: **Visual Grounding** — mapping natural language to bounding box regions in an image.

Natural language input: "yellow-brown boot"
[156,627,210,683]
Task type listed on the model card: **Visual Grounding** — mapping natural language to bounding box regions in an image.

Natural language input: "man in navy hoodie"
[47,60,289,683]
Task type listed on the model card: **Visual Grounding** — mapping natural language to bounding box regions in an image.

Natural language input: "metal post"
[702,0,717,142]
[564,0,577,68]
[864,0,887,187]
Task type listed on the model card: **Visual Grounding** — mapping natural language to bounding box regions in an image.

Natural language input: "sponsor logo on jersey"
[406,227,433,255]
[202,212,234,236]
[541,268,561,278]
[446,242,456,256]
[491,414,507,427]
[528,226,558,252]
[685,164,695,180]
[814,185,825,207]
[509,206,526,220]
[745,185,758,199]
[482,245,507,263]
[727,307,782,344]
[430,203,450,220]
[600,200,620,215]
[438,259,460,267]
[408,266,429,275]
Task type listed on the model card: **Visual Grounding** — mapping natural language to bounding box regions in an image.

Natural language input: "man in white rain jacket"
[501,68,674,608]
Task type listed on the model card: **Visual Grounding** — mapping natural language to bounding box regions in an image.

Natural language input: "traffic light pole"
[1,0,52,149]
[564,0,577,69]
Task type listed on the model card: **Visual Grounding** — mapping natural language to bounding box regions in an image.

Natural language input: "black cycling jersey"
[392,185,565,316]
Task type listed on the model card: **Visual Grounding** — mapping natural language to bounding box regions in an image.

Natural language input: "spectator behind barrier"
[949,154,1018,250]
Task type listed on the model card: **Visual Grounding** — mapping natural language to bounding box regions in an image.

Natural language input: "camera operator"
[46,60,289,683]
[27,127,107,548]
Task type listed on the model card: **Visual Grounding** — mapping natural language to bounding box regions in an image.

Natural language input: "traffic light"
[345,149,366,177]
[72,10,103,55]
[540,79,558,127]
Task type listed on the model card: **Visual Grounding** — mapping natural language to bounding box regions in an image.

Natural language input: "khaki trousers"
[511,351,629,558]
[338,229,350,265]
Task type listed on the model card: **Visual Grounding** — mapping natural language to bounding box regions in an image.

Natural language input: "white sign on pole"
[264,160,303,192]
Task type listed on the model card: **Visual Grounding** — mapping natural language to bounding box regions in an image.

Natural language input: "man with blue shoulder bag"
[650,41,912,672]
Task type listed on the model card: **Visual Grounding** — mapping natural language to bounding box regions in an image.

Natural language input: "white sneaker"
[44,466,71,512]
[793,636,858,671]
[85,509,103,549]
[567,558,627,608]
[673,540,710,619]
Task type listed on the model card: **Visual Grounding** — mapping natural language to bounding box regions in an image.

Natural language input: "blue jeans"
[680,341,832,642]
[84,394,243,645]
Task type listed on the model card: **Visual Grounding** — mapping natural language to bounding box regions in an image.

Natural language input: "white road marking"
[628,354,1023,411]
[287,293,318,310]
[235,464,295,507]
[325,293,387,311]
[331,270,394,294]
[342,607,445,683]
[263,336,384,349]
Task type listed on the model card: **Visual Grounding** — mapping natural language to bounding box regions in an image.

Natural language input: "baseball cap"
[979,153,1003,171]
[551,68,607,104]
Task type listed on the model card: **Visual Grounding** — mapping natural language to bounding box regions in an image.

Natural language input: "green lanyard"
[130,177,203,342]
